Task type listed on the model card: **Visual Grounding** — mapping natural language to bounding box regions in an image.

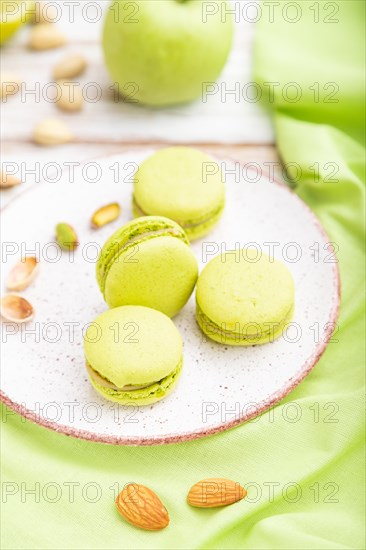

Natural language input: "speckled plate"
[0,150,340,445]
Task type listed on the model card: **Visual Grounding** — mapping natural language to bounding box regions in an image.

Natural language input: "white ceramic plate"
[0,151,340,445]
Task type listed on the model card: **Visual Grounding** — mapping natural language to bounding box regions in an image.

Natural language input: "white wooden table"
[1,0,277,206]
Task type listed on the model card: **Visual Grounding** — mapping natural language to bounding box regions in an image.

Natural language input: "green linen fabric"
[1,1,365,548]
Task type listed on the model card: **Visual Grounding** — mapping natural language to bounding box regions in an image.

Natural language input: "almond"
[55,81,84,112]
[0,73,21,100]
[53,53,87,80]
[187,478,246,508]
[28,24,66,50]
[115,483,169,531]
[0,171,21,189]
[33,118,73,146]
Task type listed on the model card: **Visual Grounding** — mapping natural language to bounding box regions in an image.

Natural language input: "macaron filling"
[196,303,294,344]
[132,196,224,231]
[86,362,152,391]
[87,359,183,401]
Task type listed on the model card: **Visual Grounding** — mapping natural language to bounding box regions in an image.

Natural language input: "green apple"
[0,1,34,45]
[102,0,233,106]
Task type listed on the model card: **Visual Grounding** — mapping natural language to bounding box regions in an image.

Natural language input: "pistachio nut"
[56,223,79,250]
[91,203,121,228]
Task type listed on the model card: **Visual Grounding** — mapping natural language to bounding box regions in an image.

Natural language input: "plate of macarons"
[0,147,340,445]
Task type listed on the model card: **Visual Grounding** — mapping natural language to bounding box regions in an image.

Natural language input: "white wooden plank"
[1,1,274,144]
[4,1,260,46]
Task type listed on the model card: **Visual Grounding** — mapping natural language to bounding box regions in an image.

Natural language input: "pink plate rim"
[0,149,341,446]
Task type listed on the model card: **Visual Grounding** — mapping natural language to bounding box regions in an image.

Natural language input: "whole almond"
[115,483,169,531]
[28,24,66,50]
[53,54,87,80]
[0,73,21,100]
[56,82,84,112]
[187,478,247,508]
[0,171,21,189]
[33,118,73,146]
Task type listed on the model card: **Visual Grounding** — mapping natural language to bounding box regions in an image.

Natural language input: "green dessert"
[196,249,295,345]
[84,306,183,405]
[133,147,225,240]
[96,216,198,318]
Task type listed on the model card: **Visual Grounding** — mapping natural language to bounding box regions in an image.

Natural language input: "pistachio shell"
[6,257,39,291]
[91,203,121,228]
[0,294,34,324]
[56,223,79,250]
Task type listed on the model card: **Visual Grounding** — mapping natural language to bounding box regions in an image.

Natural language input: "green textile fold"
[1,1,365,549]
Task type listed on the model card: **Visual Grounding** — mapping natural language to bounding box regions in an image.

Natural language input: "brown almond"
[28,24,66,50]
[91,203,121,228]
[187,478,246,508]
[115,483,169,531]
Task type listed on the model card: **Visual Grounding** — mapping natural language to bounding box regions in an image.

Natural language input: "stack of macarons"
[196,249,295,346]
[84,306,183,406]
[84,147,295,406]
[96,216,198,318]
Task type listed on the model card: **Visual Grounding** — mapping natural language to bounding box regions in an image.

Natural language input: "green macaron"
[196,249,295,346]
[84,306,183,405]
[133,147,225,240]
[96,216,198,318]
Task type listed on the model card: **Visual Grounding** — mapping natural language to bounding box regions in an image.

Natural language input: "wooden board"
[1,0,277,208]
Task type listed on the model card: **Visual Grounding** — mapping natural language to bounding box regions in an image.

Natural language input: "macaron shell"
[182,203,225,240]
[196,249,295,340]
[104,235,198,317]
[197,304,295,346]
[133,147,225,226]
[89,360,182,406]
[84,306,183,387]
